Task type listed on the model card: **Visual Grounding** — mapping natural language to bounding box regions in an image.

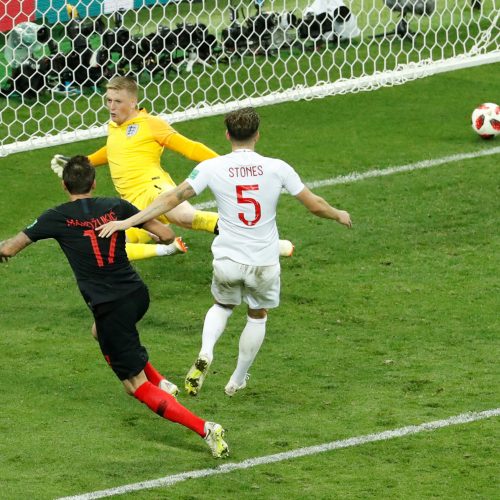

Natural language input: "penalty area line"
[57,408,500,500]
[193,146,500,210]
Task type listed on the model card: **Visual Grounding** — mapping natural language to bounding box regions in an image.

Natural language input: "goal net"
[0,0,498,157]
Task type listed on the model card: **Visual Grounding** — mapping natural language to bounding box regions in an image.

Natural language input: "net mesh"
[0,0,498,156]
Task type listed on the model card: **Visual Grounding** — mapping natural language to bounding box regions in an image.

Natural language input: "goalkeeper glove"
[50,154,70,178]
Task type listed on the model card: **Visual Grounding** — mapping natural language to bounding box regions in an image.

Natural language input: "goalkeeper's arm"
[166,133,218,162]
[50,154,70,178]
[151,117,218,162]
[87,146,108,167]
[50,146,107,178]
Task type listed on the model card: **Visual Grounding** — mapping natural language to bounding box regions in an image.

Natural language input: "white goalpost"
[0,0,498,157]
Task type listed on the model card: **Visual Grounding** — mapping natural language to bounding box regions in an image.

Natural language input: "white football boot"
[204,422,229,458]
[224,374,250,397]
[158,379,179,397]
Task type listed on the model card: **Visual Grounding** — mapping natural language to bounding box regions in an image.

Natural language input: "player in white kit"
[97,108,352,397]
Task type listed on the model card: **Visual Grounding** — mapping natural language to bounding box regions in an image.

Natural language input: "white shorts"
[211,258,281,309]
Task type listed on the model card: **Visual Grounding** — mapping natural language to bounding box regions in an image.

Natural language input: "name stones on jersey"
[228,165,264,178]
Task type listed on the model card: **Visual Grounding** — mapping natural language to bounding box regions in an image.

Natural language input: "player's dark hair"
[225,107,260,141]
[63,156,96,194]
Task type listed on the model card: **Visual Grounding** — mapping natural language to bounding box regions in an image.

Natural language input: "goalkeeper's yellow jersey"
[87,109,218,200]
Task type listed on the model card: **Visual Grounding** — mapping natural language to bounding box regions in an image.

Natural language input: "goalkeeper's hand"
[50,154,70,178]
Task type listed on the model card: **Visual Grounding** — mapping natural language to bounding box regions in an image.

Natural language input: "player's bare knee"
[91,323,98,340]
[123,371,147,396]
[248,308,267,319]
[122,380,136,396]
[165,203,196,229]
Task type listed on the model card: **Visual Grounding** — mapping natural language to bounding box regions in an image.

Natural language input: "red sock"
[134,381,206,436]
[144,361,164,386]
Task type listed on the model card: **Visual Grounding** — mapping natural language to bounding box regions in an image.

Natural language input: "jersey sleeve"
[87,146,108,166]
[166,133,219,162]
[185,162,210,195]
[280,161,305,196]
[22,210,58,242]
[150,117,219,162]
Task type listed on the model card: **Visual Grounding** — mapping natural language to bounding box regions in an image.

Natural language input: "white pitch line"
[57,408,500,500]
[57,147,500,500]
[193,146,500,210]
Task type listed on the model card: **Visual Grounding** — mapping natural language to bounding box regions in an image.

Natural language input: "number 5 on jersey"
[236,184,261,226]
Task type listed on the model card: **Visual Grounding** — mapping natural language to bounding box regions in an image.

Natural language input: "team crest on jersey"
[126,124,139,137]
[188,169,199,180]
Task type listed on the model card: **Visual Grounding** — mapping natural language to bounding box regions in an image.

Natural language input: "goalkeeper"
[51,76,220,261]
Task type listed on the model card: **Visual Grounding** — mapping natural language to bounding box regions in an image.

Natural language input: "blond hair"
[106,76,138,98]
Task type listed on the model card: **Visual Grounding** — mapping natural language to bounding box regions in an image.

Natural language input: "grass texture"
[0,63,499,499]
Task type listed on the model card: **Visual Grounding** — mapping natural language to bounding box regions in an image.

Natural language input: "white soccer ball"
[471,102,500,139]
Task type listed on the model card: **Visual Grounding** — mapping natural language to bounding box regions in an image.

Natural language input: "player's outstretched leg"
[125,227,187,261]
[125,238,187,261]
[192,210,219,233]
[133,380,228,457]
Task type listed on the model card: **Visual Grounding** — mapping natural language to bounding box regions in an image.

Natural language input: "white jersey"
[187,149,305,266]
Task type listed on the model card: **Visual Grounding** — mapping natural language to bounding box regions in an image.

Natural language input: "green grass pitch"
[0,63,499,499]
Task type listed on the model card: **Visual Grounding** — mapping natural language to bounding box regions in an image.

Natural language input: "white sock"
[230,316,267,386]
[155,243,179,256]
[199,304,233,363]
